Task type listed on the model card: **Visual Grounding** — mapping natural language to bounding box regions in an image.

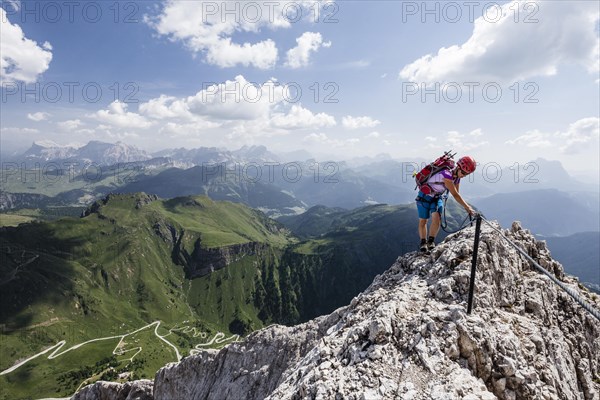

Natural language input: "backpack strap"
[416,194,440,203]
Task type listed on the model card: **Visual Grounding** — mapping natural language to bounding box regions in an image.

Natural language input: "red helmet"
[457,156,476,174]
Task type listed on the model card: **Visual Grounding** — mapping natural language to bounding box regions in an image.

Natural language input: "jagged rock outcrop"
[182,240,266,278]
[153,219,267,278]
[135,194,159,209]
[73,221,600,399]
[72,379,153,400]
[82,193,159,217]
[21,140,151,165]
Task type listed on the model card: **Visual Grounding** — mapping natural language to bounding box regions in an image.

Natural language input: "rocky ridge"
[20,140,151,165]
[73,221,600,400]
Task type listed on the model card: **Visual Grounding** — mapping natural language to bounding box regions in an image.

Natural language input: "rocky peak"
[78,140,151,165]
[23,140,78,161]
[20,140,151,165]
[81,193,159,218]
[232,144,280,163]
[73,221,600,400]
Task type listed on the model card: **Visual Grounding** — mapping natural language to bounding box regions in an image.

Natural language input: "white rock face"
[21,140,151,165]
[74,221,600,400]
[72,379,153,400]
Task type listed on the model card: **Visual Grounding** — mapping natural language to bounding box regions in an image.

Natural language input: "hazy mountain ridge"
[544,232,600,292]
[152,144,281,163]
[6,142,596,195]
[356,157,595,197]
[22,140,79,161]
[115,165,308,218]
[8,142,284,170]
[3,141,596,216]
[15,140,152,166]
[475,189,600,236]
[277,205,349,238]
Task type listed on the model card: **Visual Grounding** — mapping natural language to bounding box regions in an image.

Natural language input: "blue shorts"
[416,191,443,219]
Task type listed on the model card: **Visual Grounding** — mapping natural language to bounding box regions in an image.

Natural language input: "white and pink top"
[426,169,460,195]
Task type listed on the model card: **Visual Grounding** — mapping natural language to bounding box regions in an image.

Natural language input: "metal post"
[467,214,482,314]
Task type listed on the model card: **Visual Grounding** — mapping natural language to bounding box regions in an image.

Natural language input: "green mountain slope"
[1,193,290,325]
[0,193,293,399]
[1,195,467,399]
[277,205,348,238]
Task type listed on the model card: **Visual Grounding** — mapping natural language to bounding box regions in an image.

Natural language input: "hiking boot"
[427,241,435,251]
[419,243,428,253]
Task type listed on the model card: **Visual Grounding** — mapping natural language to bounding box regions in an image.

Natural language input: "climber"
[416,156,476,253]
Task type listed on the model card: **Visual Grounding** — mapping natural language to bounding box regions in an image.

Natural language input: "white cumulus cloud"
[57,119,84,131]
[139,95,194,120]
[285,32,331,68]
[399,1,599,84]
[505,130,552,148]
[1,8,53,83]
[27,112,51,121]
[145,1,279,69]
[271,104,336,129]
[342,116,381,129]
[186,75,285,120]
[159,120,222,137]
[112,75,335,139]
[146,1,333,69]
[557,117,599,154]
[90,101,154,129]
[303,132,360,148]
[184,75,336,133]
[205,37,278,69]
[428,130,488,151]
[506,118,599,154]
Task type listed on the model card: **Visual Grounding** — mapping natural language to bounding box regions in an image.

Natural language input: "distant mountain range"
[544,232,600,292]
[475,189,600,236]
[6,141,289,168]
[356,157,597,196]
[17,140,152,166]
[116,165,308,217]
[1,141,415,215]
[8,140,595,194]
[1,140,598,226]
[5,141,600,197]
[150,144,282,169]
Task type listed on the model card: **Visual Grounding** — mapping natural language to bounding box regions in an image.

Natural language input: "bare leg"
[430,212,441,239]
[418,219,428,240]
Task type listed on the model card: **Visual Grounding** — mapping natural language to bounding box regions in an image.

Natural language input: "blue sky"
[1,0,599,174]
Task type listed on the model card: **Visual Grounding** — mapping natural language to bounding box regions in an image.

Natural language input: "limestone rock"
[73,221,600,400]
[72,379,153,400]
